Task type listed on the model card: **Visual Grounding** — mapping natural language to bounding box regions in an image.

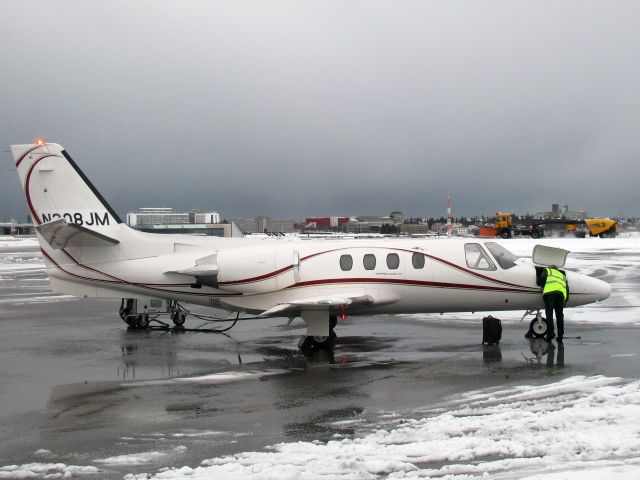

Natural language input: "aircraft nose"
[596,278,612,301]
[583,276,612,302]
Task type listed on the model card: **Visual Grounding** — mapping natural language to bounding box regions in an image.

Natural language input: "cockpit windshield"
[485,242,519,270]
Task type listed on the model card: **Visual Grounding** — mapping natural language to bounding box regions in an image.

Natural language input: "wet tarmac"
[1,244,640,478]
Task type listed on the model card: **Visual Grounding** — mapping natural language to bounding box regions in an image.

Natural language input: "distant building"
[399,223,429,235]
[0,218,35,235]
[305,217,349,230]
[452,223,469,236]
[126,207,237,237]
[390,211,404,223]
[345,212,404,233]
[233,216,296,234]
[127,208,220,227]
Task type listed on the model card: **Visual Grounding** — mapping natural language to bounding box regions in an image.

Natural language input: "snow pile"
[0,462,100,478]
[125,375,640,479]
[0,254,44,274]
[0,235,39,249]
[95,446,187,466]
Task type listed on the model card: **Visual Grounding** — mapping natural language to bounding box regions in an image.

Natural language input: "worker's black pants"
[544,292,565,339]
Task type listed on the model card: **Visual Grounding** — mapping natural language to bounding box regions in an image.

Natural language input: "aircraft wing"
[36,218,120,249]
[259,292,374,317]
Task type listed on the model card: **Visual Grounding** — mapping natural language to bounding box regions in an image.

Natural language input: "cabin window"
[363,254,376,270]
[464,243,496,271]
[339,254,353,271]
[386,253,400,269]
[485,242,518,270]
[412,252,425,269]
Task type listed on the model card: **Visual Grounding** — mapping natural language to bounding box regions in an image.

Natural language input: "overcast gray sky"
[1,0,639,222]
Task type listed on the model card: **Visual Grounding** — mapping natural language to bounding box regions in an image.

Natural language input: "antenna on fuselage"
[447,195,452,238]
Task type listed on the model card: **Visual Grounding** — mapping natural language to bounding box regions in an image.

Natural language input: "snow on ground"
[0,463,99,478]
[4,376,640,479]
[123,375,640,480]
[0,235,39,249]
[95,446,188,466]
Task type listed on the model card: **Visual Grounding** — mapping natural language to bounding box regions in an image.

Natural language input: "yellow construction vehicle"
[585,218,618,237]
[489,212,618,239]
[493,212,544,239]
[494,212,513,238]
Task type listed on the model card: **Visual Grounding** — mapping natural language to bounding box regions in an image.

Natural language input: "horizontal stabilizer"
[36,218,120,249]
[259,293,374,317]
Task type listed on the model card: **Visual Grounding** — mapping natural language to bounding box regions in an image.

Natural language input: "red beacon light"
[340,313,348,320]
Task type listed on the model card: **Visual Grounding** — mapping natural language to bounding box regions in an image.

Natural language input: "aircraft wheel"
[299,331,337,353]
[529,317,549,338]
[172,311,186,326]
[136,314,150,329]
[311,331,337,348]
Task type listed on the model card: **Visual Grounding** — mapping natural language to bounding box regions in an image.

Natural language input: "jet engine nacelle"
[216,246,298,294]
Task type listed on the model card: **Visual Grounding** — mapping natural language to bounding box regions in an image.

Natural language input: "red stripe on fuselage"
[41,249,240,297]
[217,246,538,292]
[286,277,538,294]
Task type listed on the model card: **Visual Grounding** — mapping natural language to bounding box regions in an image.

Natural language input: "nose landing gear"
[522,309,550,339]
[529,313,549,338]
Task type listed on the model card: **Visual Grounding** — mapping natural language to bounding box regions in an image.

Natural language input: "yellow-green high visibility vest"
[543,267,567,301]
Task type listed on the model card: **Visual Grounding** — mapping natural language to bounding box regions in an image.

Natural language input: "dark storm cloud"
[1,0,639,222]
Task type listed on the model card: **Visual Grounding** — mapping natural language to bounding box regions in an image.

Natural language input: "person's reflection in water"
[556,343,565,367]
[528,338,565,368]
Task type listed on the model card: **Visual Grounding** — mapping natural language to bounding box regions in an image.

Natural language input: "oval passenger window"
[363,254,376,270]
[339,254,353,271]
[412,252,425,269]
[386,253,400,269]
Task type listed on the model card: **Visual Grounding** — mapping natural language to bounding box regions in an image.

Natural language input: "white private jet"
[11,142,611,348]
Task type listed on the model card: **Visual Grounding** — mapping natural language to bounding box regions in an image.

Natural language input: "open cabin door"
[532,245,569,268]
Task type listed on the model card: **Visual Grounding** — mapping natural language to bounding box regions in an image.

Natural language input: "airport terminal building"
[126,208,239,236]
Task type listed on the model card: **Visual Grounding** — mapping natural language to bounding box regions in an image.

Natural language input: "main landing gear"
[119,298,188,330]
[299,315,338,353]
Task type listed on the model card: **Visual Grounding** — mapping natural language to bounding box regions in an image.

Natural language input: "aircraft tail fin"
[11,142,123,231]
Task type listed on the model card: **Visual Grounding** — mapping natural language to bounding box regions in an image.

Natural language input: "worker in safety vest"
[539,265,569,343]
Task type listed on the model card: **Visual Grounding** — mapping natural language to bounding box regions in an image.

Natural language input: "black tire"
[123,315,137,327]
[136,314,150,329]
[529,317,549,338]
[531,231,540,239]
[172,311,186,326]
[501,230,510,239]
[311,330,337,348]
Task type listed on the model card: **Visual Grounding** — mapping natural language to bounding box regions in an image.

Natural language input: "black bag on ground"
[482,315,502,345]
